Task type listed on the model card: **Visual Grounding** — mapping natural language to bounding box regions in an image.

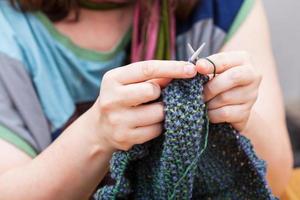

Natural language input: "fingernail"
[184,64,196,75]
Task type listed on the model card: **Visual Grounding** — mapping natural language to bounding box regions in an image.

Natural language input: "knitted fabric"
[95,75,277,200]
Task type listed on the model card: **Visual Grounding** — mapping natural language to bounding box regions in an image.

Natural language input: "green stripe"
[225,0,255,42]
[79,0,130,10]
[0,125,37,158]
[35,12,131,62]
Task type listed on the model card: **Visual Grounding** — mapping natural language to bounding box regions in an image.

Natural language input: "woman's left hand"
[196,51,262,132]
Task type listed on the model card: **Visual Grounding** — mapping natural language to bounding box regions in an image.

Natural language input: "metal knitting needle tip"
[190,43,206,62]
[187,43,195,56]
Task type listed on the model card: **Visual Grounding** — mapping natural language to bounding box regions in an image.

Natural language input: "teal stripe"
[0,125,37,158]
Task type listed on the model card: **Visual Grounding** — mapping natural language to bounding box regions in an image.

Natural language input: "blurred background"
[263,0,300,166]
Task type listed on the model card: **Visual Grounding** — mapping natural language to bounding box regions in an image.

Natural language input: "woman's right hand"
[93,60,197,152]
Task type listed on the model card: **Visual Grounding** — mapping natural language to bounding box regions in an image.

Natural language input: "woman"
[0,0,293,199]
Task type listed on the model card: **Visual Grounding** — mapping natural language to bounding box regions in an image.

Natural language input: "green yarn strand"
[163,0,171,60]
[155,0,172,60]
[168,108,210,200]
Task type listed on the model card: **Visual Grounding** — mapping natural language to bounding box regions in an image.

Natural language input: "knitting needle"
[187,43,196,58]
[188,43,205,64]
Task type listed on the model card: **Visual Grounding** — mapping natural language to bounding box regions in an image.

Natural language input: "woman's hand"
[196,51,262,132]
[94,60,197,152]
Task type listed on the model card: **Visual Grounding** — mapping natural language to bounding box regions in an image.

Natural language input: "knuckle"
[257,72,263,83]
[215,52,229,69]
[153,104,165,121]
[120,143,132,151]
[116,87,131,102]
[152,128,162,140]
[208,111,218,123]
[254,69,263,83]
[157,103,165,116]
[251,90,259,103]
[244,65,255,77]
[219,93,230,104]
[204,83,214,97]
[141,61,157,78]
[149,124,162,137]
[230,70,242,84]
[107,113,122,126]
[245,102,253,111]
[221,53,230,68]
[219,108,229,119]
[99,99,114,113]
[102,70,115,82]
[98,93,121,113]
[115,86,126,97]
[241,109,250,121]
[244,65,262,83]
[144,82,160,99]
[100,89,123,111]
[112,130,127,144]
[239,105,250,119]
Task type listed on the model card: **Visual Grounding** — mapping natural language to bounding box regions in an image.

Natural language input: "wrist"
[65,104,116,157]
[82,103,117,155]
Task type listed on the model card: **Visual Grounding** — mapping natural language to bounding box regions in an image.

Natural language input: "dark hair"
[10,0,79,21]
[10,0,198,22]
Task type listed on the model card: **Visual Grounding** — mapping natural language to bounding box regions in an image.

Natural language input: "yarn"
[95,74,277,200]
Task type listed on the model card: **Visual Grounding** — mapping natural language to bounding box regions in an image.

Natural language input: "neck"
[53,5,133,52]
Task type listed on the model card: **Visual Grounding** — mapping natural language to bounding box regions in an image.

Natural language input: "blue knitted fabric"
[95,75,277,200]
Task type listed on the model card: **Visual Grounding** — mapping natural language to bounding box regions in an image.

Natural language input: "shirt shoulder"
[175,0,255,58]
[0,1,40,61]
[0,2,57,74]
[177,0,254,36]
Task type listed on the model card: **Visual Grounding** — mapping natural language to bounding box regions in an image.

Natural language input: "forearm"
[243,102,293,196]
[0,107,112,200]
[219,0,293,195]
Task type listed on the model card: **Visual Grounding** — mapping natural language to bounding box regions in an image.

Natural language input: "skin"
[0,0,293,199]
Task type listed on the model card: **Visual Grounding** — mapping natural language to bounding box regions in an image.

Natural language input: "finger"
[207,85,257,110]
[118,81,161,106]
[207,74,219,81]
[204,65,256,102]
[196,51,251,74]
[112,60,197,84]
[208,104,250,125]
[129,123,162,144]
[149,78,172,88]
[126,102,164,127]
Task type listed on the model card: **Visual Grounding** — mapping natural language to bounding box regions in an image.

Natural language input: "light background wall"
[262,0,300,106]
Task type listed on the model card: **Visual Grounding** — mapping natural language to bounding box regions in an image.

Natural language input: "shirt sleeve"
[0,76,38,158]
[223,0,255,42]
[0,52,52,157]
[175,0,255,60]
